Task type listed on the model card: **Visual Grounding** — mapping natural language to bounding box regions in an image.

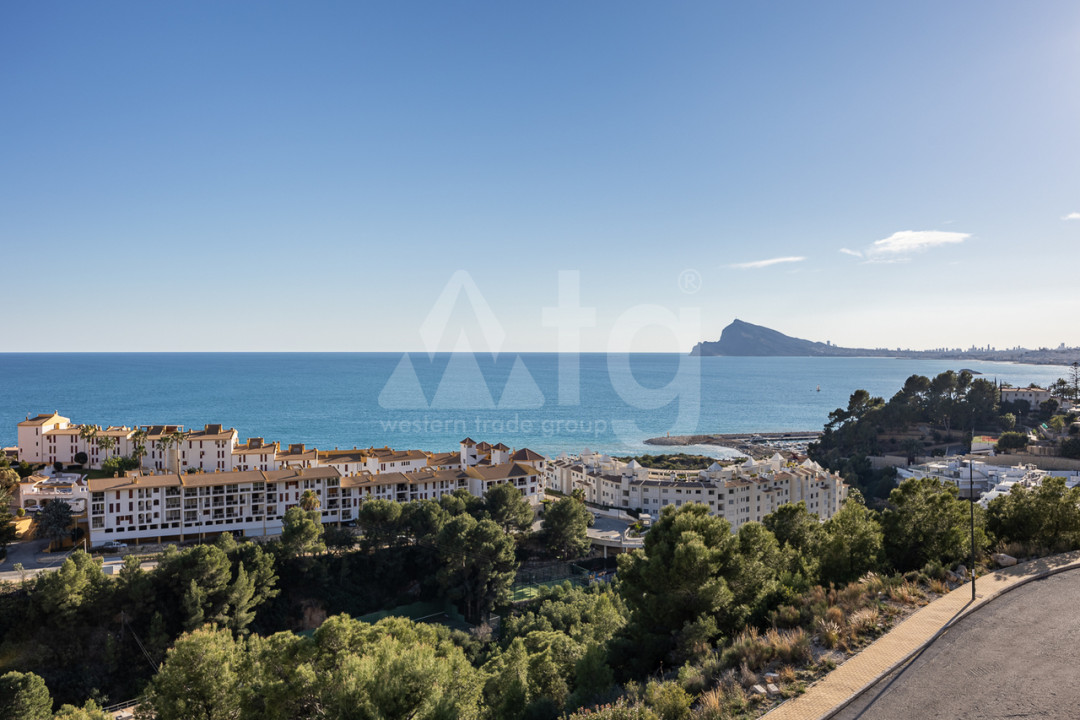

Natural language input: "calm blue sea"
[0,353,1068,457]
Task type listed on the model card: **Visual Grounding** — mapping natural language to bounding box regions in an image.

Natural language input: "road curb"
[816,557,1080,720]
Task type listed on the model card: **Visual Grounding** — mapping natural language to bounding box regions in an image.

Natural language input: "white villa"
[15,473,90,514]
[546,450,847,532]
[897,457,1080,503]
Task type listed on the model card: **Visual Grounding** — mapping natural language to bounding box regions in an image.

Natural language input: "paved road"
[834,569,1080,720]
[0,537,52,571]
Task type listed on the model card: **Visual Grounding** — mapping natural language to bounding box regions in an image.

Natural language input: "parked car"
[98,541,128,551]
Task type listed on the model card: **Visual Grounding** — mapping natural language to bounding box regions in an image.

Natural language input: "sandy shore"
[644,431,822,459]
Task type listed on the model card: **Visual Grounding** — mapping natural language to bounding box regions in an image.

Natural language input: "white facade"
[1000,386,1054,410]
[16,473,90,513]
[898,457,1080,503]
[548,451,848,532]
[87,466,345,545]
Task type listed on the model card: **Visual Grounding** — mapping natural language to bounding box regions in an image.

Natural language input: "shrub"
[996,432,1028,452]
[816,619,842,649]
[769,605,801,629]
[766,628,811,665]
[834,583,865,613]
[887,582,924,605]
[858,571,885,592]
[677,664,708,696]
[824,606,845,627]
[644,680,692,720]
[847,607,879,634]
[928,579,950,595]
[721,629,770,672]
[921,559,947,582]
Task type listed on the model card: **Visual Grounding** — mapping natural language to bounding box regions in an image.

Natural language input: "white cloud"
[729,256,806,270]
[870,230,969,256]
[839,248,863,258]
[1063,212,1080,221]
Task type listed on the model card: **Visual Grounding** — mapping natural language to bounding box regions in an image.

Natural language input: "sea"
[0,353,1069,458]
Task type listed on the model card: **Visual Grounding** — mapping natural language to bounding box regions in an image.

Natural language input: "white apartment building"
[88,458,545,545]
[547,451,847,532]
[87,465,344,545]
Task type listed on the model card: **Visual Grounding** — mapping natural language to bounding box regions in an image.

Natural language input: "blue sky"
[2,2,1078,352]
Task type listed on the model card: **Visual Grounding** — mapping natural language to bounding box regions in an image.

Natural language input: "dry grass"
[848,607,880,634]
[887,581,925,605]
[816,619,842,649]
[834,583,867,613]
[778,665,797,684]
[859,571,886,594]
[824,605,846,627]
[928,578,951,596]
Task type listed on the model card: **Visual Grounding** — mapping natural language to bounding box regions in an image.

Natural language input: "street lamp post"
[970,456,976,601]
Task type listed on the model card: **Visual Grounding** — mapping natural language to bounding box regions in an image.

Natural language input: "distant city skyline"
[2,2,1078,353]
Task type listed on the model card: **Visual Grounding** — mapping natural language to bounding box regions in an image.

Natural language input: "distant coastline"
[691,319,1079,367]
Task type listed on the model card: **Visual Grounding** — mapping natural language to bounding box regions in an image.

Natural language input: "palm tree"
[155,436,172,471]
[169,430,189,472]
[300,489,321,513]
[131,428,148,468]
[79,425,98,466]
[97,433,117,464]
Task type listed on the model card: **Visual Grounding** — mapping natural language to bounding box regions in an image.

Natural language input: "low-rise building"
[15,473,90,514]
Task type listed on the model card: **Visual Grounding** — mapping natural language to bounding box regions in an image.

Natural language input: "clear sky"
[2,2,1078,352]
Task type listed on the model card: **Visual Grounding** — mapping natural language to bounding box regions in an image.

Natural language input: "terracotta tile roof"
[466,462,538,481]
[18,412,68,427]
[188,424,238,441]
[511,448,546,462]
[235,439,280,454]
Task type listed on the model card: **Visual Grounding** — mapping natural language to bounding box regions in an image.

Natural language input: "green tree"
[762,501,823,555]
[726,522,784,632]
[52,700,112,720]
[130,428,148,467]
[817,493,884,584]
[0,483,17,555]
[96,433,118,463]
[616,504,736,667]
[139,627,243,720]
[1062,437,1080,460]
[996,431,1029,452]
[299,489,320,513]
[987,477,1080,553]
[34,549,105,622]
[484,483,534,533]
[484,637,531,720]
[358,498,403,549]
[540,497,592,560]
[401,499,447,542]
[281,506,325,558]
[881,477,988,571]
[0,671,52,720]
[38,500,74,550]
[436,514,518,623]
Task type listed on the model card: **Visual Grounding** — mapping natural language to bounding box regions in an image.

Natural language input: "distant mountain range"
[690,319,1079,366]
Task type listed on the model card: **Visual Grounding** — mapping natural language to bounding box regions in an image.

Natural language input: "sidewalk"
[762,550,1080,720]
